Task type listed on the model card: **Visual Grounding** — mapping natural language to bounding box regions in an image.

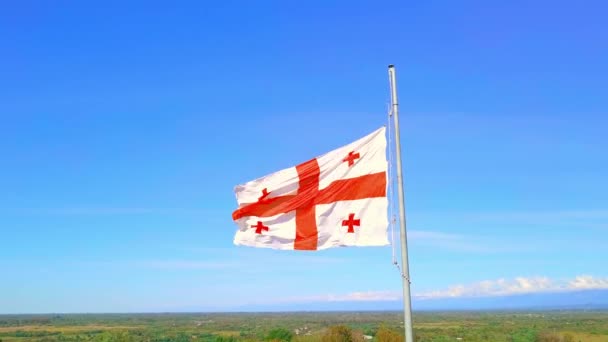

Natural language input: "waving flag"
[231,127,388,250]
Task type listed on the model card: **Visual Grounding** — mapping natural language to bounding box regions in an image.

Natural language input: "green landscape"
[1,311,607,342]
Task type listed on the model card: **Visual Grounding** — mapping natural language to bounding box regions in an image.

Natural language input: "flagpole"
[388,64,414,342]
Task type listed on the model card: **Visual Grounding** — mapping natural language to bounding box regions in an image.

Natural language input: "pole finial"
[388,64,395,68]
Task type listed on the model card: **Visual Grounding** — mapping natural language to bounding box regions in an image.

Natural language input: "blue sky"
[1,1,607,313]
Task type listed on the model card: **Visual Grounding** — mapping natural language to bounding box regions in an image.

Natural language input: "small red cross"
[342,213,360,233]
[343,151,360,167]
[251,221,269,234]
[258,188,271,203]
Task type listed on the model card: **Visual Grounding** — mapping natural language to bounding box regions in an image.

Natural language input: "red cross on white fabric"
[342,213,360,233]
[258,188,271,203]
[342,151,360,166]
[232,159,385,250]
[251,221,269,234]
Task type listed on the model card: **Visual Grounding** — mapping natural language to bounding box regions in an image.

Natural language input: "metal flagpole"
[388,64,414,342]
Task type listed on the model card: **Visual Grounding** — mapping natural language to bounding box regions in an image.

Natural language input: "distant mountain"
[413,289,608,311]
[226,289,608,312]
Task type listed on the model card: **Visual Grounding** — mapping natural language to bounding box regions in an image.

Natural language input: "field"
[1,311,608,341]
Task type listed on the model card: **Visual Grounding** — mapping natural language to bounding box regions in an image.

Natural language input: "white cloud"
[568,275,608,290]
[284,275,608,304]
[415,275,608,299]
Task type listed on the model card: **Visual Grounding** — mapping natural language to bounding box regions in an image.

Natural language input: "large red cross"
[342,213,360,233]
[232,158,386,250]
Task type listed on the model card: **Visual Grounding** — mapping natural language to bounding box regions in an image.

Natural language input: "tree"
[375,326,403,342]
[216,337,238,342]
[511,327,538,342]
[174,332,191,342]
[266,327,293,341]
[536,332,561,342]
[322,325,354,342]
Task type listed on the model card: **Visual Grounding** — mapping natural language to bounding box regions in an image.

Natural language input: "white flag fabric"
[232,127,388,250]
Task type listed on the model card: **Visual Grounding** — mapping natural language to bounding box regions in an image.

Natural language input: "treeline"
[0,326,402,342]
[0,320,596,341]
[0,327,587,342]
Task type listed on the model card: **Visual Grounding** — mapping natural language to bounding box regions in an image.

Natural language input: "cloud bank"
[416,275,608,299]
[288,275,608,304]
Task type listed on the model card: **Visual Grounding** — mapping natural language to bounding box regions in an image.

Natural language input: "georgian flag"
[231,127,388,250]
